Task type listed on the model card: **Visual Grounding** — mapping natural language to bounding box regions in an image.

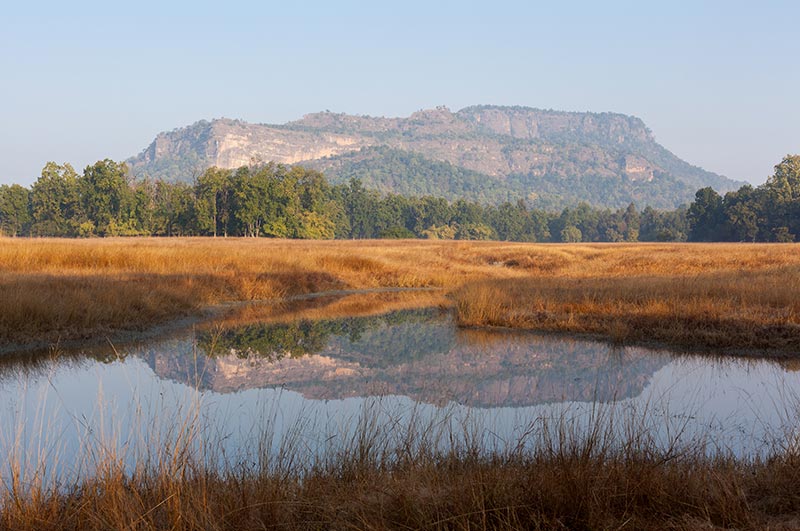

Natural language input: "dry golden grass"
[5,456,798,530]
[0,237,520,346]
[2,238,800,353]
[3,406,800,531]
[208,289,450,331]
[452,243,800,354]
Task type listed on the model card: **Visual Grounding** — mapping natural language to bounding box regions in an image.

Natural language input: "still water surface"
[2,302,799,483]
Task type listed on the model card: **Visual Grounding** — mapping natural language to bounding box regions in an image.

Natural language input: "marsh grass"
[3,387,800,530]
[209,289,451,332]
[0,238,517,346]
[451,244,800,355]
[3,238,800,355]
[453,274,800,354]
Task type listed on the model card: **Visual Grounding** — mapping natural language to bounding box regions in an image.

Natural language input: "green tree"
[369,194,409,237]
[640,206,688,242]
[293,211,336,239]
[0,184,31,236]
[294,166,330,213]
[762,155,800,240]
[152,181,195,236]
[623,202,640,241]
[30,162,83,236]
[722,185,764,242]
[560,225,582,243]
[195,167,233,237]
[230,166,269,237]
[79,160,131,235]
[765,155,800,202]
[490,201,526,241]
[452,199,485,227]
[687,187,724,241]
[454,222,494,240]
[128,179,156,235]
[322,187,351,238]
[343,178,380,238]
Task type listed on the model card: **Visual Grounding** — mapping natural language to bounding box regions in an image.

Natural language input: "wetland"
[2,239,800,529]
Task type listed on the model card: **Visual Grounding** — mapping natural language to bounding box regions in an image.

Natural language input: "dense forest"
[0,155,798,242]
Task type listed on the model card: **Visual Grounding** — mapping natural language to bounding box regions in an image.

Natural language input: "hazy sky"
[1,0,797,186]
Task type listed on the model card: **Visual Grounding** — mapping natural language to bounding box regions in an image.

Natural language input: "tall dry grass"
[0,238,474,346]
[2,238,800,353]
[0,238,527,347]
[452,243,800,355]
[3,395,800,530]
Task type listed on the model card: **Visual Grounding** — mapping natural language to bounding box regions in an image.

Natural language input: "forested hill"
[126,106,742,209]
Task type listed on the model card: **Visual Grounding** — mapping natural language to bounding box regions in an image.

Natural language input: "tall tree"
[30,162,83,236]
[687,187,725,241]
[489,201,526,241]
[153,180,195,236]
[343,178,379,239]
[722,185,764,242]
[195,167,233,236]
[763,155,800,240]
[623,202,640,241]
[79,160,131,236]
[0,184,31,236]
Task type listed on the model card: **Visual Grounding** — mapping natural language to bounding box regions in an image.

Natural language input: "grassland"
[1,238,799,354]
[0,238,472,350]
[451,243,800,355]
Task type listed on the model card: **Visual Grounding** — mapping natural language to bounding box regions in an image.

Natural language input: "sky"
[1,0,798,187]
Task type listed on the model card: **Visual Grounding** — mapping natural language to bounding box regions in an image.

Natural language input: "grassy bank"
[0,238,498,347]
[451,243,800,355]
[1,238,799,354]
[3,405,800,531]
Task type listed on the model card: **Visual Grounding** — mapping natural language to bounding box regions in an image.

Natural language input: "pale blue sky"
[1,0,797,186]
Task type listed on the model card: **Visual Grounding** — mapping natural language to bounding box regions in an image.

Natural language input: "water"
[2,301,799,485]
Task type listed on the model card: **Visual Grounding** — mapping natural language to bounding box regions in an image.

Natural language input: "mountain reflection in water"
[2,298,800,477]
[140,309,670,407]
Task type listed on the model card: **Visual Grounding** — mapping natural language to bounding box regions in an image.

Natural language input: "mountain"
[127,106,743,209]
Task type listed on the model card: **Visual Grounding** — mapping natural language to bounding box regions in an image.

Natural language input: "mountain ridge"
[127,106,742,209]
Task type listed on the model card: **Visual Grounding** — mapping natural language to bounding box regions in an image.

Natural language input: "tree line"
[686,155,800,242]
[0,155,798,242]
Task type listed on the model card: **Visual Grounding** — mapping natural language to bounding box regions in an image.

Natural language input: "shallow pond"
[2,297,800,484]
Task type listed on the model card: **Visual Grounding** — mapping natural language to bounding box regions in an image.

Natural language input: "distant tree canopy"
[0,155,797,243]
[686,155,800,242]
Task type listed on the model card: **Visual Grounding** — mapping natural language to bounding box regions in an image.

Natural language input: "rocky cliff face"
[134,118,371,174]
[127,106,741,208]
